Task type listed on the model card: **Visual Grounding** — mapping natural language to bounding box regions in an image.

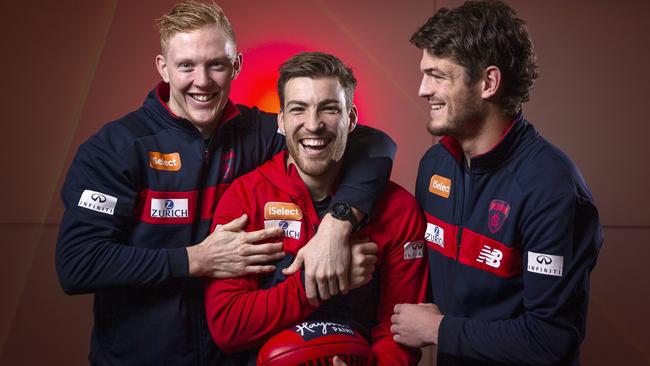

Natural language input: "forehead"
[284,77,346,104]
[420,50,465,75]
[166,25,234,59]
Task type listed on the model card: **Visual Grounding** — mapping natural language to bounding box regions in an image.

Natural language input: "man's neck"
[288,157,340,202]
[458,109,513,164]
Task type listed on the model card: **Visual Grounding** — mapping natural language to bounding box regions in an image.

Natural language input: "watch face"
[334,203,351,217]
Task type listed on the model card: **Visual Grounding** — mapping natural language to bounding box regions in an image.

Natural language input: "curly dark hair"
[410,0,538,116]
[278,52,357,111]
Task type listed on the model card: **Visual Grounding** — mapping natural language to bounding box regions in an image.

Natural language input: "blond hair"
[156,1,236,57]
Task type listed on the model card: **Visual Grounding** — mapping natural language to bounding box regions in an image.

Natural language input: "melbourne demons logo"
[488,199,510,233]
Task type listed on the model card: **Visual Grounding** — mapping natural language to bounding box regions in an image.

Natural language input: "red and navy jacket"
[204,151,428,366]
[55,83,395,366]
[417,115,603,366]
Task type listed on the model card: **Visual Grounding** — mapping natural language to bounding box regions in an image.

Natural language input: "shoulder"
[515,136,593,201]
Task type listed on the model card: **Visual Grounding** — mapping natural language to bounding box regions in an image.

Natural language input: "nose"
[194,67,212,88]
[418,75,435,98]
[303,109,324,132]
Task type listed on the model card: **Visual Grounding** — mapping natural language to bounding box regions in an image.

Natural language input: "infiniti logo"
[536,255,552,265]
[91,193,107,203]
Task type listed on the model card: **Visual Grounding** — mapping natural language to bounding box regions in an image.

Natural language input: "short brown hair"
[156,1,236,57]
[411,0,538,116]
[278,52,357,110]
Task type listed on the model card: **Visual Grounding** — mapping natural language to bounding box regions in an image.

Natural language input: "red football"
[257,321,372,366]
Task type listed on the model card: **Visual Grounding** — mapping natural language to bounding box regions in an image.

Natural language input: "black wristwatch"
[330,202,361,231]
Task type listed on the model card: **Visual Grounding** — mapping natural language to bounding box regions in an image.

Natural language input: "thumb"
[219,214,248,232]
[282,252,304,275]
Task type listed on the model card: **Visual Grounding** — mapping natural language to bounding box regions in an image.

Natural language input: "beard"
[426,88,484,138]
[285,132,347,177]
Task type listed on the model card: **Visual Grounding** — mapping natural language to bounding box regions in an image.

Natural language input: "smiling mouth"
[300,138,331,153]
[431,102,445,110]
[189,93,216,102]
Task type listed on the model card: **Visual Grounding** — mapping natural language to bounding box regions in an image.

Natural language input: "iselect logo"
[429,175,451,198]
[149,152,181,171]
[264,202,303,220]
[150,199,189,218]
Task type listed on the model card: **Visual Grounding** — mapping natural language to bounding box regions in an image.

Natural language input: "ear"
[231,53,243,80]
[277,109,286,135]
[156,54,170,83]
[348,105,358,133]
[481,66,501,99]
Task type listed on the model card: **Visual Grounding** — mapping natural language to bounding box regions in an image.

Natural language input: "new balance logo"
[476,245,503,268]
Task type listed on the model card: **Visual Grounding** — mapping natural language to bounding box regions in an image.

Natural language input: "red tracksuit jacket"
[204,151,428,365]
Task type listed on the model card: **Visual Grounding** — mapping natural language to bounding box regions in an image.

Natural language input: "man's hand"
[350,239,377,289]
[391,303,443,347]
[282,213,353,306]
[187,214,285,278]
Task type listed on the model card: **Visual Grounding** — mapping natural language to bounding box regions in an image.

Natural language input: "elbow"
[534,327,581,366]
[210,327,248,353]
[55,256,91,295]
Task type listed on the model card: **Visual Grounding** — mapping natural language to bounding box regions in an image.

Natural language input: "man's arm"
[282,125,396,304]
[56,132,282,295]
[56,137,187,294]
[369,190,428,366]
[394,193,603,365]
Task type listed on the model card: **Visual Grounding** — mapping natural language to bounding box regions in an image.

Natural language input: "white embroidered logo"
[527,251,563,277]
[476,245,503,268]
[403,241,424,260]
[78,190,117,215]
[425,223,444,248]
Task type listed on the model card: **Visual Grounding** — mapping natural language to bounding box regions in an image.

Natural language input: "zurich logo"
[278,221,289,230]
[91,193,107,203]
[536,255,552,265]
[165,199,174,209]
[434,226,440,236]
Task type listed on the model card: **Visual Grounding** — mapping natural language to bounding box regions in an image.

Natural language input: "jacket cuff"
[438,314,463,356]
[167,247,189,278]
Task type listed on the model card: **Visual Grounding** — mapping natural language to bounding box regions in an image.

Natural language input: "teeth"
[190,94,214,102]
[302,138,327,147]
[431,103,445,110]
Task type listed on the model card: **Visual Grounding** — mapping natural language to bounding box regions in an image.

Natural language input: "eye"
[322,106,341,114]
[210,62,226,71]
[178,62,193,70]
[289,106,305,114]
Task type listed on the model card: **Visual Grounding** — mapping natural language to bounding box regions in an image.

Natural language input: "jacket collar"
[440,114,538,173]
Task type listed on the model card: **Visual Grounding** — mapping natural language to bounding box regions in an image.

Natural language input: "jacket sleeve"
[335,125,396,216]
[437,192,603,365]
[254,109,396,217]
[55,134,188,295]
[205,180,317,352]
[370,194,429,365]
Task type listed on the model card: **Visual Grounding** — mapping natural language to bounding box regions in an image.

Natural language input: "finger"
[394,304,402,314]
[241,242,283,256]
[243,252,285,265]
[391,313,400,325]
[359,254,378,266]
[243,265,276,275]
[329,274,340,297]
[241,226,283,243]
[218,214,248,232]
[332,356,347,366]
[390,323,399,334]
[305,275,319,307]
[282,253,304,276]
[358,241,378,254]
[317,276,331,301]
[337,272,349,295]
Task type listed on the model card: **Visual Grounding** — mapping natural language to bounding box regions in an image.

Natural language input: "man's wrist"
[329,203,366,231]
[320,214,353,243]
